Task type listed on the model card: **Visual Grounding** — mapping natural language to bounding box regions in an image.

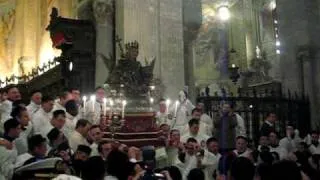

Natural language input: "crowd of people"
[0,85,319,180]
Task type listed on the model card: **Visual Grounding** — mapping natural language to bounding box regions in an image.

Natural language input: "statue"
[106,40,155,97]
[92,0,113,25]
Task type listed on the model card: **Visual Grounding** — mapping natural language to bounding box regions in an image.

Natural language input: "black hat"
[47,128,60,142]
[77,145,92,155]
[4,118,20,133]
[57,141,70,151]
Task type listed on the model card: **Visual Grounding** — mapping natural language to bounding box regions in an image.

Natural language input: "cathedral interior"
[0,0,320,127]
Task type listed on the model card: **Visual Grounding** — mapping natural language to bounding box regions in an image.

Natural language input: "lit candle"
[122,100,127,119]
[82,96,87,114]
[231,64,236,68]
[150,97,154,104]
[109,99,114,119]
[90,95,96,112]
[174,100,179,118]
[166,99,171,115]
[103,98,107,116]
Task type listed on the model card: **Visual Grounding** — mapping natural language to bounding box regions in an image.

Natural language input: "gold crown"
[125,41,139,50]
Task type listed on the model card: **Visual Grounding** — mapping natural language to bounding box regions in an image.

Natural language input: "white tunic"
[173,99,194,131]
[201,150,221,180]
[270,145,288,160]
[0,100,12,134]
[15,123,33,155]
[200,114,213,135]
[235,113,246,137]
[0,138,18,180]
[32,108,52,135]
[156,111,171,126]
[309,142,320,154]
[69,131,90,152]
[52,101,66,112]
[181,121,211,137]
[62,113,78,139]
[279,136,302,153]
[26,101,41,119]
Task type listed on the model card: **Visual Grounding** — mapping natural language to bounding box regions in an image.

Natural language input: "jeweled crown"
[125,41,139,50]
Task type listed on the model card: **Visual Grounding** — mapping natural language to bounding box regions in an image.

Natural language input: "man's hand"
[128,146,141,161]
[0,139,13,150]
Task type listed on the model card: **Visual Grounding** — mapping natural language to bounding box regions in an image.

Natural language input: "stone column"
[93,0,114,87]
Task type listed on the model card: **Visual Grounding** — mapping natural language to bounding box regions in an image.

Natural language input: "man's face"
[186,142,199,155]
[42,100,54,113]
[190,124,199,135]
[259,136,269,146]
[61,93,73,105]
[75,151,89,161]
[82,124,91,137]
[192,111,201,120]
[12,125,22,138]
[128,48,139,59]
[160,124,170,135]
[8,87,21,101]
[236,138,248,152]
[20,110,30,127]
[89,127,102,142]
[267,113,277,123]
[207,141,219,154]
[286,126,294,136]
[222,104,231,113]
[269,133,278,145]
[101,143,113,159]
[52,114,66,129]
[159,103,166,113]
[31,92,42,105]
[311,133,319,143]
[71,90,81,102]
[170,131,180,142]
[35,142,48,157]
[96,88,105,101]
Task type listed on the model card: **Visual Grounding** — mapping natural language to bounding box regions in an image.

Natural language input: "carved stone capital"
[92,0,113,25]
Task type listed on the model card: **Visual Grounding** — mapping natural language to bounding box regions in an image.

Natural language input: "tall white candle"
[166,99,171,115]
[90,95,96,112]
[109,99,114,119]
[122,100,127,119]
[174,100,179,117]
[103,98,107,116]
[82,96,87,114]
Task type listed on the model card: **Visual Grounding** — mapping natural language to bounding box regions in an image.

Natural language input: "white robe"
[200,114,213,135]
[181,122,211,137]
[15,123,33,155]
[156,111,171,126]
[15,153,33,168]
[0,100,12,134]
[279,136,302,153]
[90,143,99,157]
[62,113,78,139]
[26,101,41,119]
[270,145,288,160]
[201,150,221,180]
[235,113,246,137]
[69,131,90,152]
[32,108,52,135]
[52,101,66,112]
[0,138,18,180]
[172,99,194,131]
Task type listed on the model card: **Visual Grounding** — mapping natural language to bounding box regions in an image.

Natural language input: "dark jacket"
[214,113,238,150]
[260,121,275,137]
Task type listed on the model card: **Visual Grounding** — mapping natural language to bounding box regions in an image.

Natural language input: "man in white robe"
[269,131,288,160]
[181,119,209,147]
[84,87,105,125]
[52,91,73,112]
[308,131,320,154]
[26,90,42,118]
[233,136,252,159]
[199,137,221,180]
[172,91,194,132]
[69,119,91,152]
[87,125,103,156]
[0,85,21,133]
[32,96,54,135]
[181,108,211,136]
[0,119,22,179]
[156,99,171,126]
[40,110,66,139]
[279,125,302,153]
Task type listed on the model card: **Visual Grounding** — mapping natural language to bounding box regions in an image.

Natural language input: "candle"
[150,97,154,104]
[174,100,179,117]
[231,64,236,68]
[103,98,107,116]
[109,99,114,119]
[82,96,87,114]
[90,95,96,112]
[122,100,127,119]
[166,99,171,115]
